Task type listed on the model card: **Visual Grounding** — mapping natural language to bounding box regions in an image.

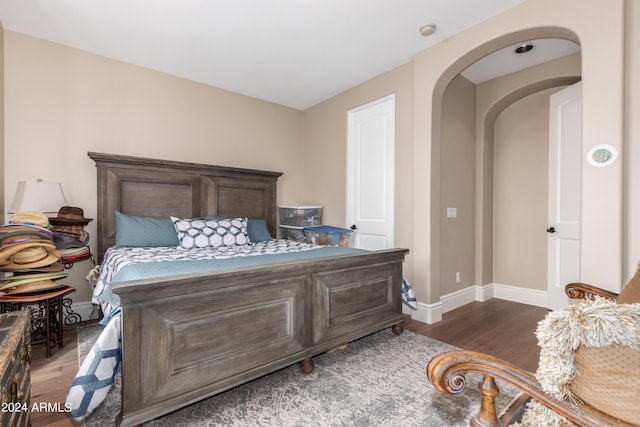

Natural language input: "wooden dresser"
[0,311,30,427]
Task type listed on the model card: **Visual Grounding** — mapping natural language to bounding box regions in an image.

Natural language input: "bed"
[68,152,410,426]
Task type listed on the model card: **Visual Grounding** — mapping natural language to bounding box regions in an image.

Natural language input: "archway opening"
[431,29,581,314]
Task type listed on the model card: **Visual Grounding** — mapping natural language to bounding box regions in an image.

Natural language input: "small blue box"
[303,225,353,247]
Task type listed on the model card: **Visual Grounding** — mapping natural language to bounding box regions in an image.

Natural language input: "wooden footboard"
[113,248,408,426]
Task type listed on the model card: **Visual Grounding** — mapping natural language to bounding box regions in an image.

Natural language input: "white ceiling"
[0,0,579,110]
[461,38,580,84]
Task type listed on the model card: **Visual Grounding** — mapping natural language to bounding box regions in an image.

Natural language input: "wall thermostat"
[587,144,618,167]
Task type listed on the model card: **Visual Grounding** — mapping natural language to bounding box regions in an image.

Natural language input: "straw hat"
[0,224,54,245]
[9,260,64,273]
[2,279,65,295]
[10,212,50,228]
[0,240,60,271]
[49,206,93,226]
[0,272,67,290]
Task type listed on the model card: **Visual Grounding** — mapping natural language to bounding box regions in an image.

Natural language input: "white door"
[547,82,582,310]
[346,95,395,250]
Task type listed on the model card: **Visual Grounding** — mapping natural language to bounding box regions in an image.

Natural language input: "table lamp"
[8,179,68,216]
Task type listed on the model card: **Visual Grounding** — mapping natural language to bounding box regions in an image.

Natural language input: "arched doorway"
[418,28,583,322]
[411,3,627,325]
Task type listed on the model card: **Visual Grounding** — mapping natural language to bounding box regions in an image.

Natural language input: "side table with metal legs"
[0,286,76,357]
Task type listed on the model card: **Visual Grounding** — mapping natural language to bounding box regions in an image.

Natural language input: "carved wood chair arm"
[565,282,619,301]
[426,350,633,427]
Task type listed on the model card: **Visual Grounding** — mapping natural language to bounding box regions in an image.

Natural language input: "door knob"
[546,227,556,233]
[350,225,358,230]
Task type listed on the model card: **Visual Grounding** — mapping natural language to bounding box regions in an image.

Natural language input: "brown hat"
[49,206,93,226]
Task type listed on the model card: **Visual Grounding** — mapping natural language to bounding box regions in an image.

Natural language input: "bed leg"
[392,323,404,335]
[299,357,315,374]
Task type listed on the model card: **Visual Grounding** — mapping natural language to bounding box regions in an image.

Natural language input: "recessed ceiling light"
[514,43,535,54]
[419,23,437,37]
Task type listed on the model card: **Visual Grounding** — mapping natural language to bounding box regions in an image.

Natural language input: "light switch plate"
[447,207,457,219]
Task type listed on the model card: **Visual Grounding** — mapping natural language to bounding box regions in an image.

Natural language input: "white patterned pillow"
[170,217,249,249]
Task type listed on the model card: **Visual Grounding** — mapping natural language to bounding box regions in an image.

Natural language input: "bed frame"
[88,152,409,426]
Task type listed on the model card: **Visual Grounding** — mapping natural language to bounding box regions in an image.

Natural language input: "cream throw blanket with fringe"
[516,297,640,427]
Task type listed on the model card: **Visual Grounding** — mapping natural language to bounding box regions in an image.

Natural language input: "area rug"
[77,324,518,426]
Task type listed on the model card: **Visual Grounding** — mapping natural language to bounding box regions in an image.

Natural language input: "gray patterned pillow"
[170,217,249,249]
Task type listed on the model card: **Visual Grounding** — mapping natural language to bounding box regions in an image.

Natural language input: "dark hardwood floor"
[29,298,549,427]
[403,298,549,372]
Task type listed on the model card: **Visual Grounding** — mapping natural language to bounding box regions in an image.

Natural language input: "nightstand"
[0,286,75,358]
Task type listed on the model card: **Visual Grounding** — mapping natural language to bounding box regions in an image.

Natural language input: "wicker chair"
[427,265,640,427]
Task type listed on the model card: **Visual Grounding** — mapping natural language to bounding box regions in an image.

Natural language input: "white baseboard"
[410,300,443,324]
[65,301,102,323]
[491,282,548,308]
[475,283,495,302]
[407,283,548,324]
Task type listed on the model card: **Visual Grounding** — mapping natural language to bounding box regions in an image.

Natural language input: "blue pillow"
[203,216,273,242]
[247,219,273,242]
[114,211,179,247]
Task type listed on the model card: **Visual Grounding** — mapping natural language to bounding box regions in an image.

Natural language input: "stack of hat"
[0,213,63,275]
[49,206,93,266]
[9,212,51,228]
[0,272,68,296]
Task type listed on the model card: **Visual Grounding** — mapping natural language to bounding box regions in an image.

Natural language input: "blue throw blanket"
[67,316,121,420]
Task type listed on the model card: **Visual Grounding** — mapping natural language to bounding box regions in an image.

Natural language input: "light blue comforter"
[67,240,416,421]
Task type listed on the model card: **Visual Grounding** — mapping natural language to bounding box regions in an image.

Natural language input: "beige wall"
[413,0,627,307]
[3,31,305,303]
[302,62,415,289]
[493,88,561,290]
[626,0,640,279]
[438,75,476,295]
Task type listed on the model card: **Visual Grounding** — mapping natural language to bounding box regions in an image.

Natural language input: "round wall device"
[587,144,618,167]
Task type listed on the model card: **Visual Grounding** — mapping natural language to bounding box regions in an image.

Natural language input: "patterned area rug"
[77,324,518,426]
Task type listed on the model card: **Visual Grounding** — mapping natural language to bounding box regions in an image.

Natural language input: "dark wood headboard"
[88,152,283,262]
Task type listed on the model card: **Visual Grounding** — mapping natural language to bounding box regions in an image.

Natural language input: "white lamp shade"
[8,181,68,214]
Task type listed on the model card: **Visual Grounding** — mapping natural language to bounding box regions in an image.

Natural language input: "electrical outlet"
[456,272,461,283]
